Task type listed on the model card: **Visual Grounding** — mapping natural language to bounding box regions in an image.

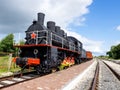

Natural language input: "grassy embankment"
[0,52,21,76]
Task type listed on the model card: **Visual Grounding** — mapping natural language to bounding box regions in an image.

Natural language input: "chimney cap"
[37,12,45,25]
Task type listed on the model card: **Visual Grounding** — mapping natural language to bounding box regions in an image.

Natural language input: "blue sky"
[0,0,120,56]
[68,0,120,55]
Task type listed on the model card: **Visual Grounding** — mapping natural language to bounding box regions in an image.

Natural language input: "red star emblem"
[31,32,36,39]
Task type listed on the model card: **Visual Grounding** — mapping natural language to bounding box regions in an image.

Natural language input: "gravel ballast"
[103,60,120,75]
[98,61,120,90]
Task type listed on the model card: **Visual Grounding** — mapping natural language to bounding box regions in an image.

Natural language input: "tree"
[112,44,120,59]
[19,39,25,45]
[106,51,112,58]
[107,44,120,59]
[0,40,2,51]
[0,34,14,53]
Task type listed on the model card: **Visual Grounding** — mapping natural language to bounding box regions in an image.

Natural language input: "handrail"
[25,30,77,51]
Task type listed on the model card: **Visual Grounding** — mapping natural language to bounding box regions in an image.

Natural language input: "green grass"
[0,55,21,74]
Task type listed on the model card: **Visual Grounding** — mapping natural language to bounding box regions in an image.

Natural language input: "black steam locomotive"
[13,13,92,74]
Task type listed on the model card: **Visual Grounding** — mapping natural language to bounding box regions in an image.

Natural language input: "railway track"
[109,60,120,65]
[0,71,41,89]
[1,60,120,90]
[63,59,120,90]
[90,61,99,90]
[91,60,120,90]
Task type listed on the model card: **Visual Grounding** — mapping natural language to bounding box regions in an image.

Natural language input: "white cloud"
[0,0,105,55]
[66,30,104,53]
[2,0,92,28]
[116,25,120,31]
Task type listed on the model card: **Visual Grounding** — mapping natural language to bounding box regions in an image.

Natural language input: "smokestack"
[38,13,45,25]
[55,26,61,35]
[55,26,60,32]
[47,21,56,31]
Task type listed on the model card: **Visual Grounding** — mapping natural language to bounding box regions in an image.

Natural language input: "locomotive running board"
[14,44,81,54]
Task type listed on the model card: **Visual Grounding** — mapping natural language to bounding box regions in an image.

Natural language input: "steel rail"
[0,71,41,89]
[90,61,99,90]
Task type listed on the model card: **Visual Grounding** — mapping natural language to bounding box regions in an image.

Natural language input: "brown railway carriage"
[86,51,93,60]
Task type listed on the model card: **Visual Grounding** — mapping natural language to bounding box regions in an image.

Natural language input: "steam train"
[13,13,93,74]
